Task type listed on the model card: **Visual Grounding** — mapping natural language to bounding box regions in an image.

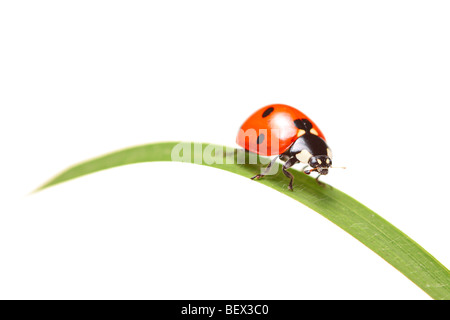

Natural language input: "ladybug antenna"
[303,167,318,175]
[330,166,346,170]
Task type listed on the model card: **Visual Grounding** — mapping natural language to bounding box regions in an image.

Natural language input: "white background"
[1,1,449,300]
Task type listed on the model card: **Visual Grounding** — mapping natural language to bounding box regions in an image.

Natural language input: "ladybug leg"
[282,157,298,191]
[315,175,327,188]
[251,156,279,180]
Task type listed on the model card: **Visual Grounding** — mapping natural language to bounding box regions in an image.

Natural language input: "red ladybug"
[236,104,333,190]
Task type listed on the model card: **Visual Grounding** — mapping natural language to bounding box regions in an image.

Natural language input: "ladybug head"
[308,155,332,175]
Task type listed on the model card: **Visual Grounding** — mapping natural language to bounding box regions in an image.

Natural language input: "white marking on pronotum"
[317,158,322,165]
[297,129,306,137]
[296,150,312,163]
[310,128,319,136]
[327,148,332,158]
[326,158,331,164]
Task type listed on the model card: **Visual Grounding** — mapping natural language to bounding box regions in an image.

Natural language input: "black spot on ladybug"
[294,118,313,131]
[293,119,304,129]
[257,133,265,144]
[262,107,274,118]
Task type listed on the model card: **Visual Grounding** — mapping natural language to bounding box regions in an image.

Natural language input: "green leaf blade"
[34,141,450,299]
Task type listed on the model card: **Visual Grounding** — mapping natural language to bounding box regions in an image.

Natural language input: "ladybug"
[236,104,333,190]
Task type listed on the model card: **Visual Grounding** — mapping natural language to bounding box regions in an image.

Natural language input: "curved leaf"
[34,141,450,299]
